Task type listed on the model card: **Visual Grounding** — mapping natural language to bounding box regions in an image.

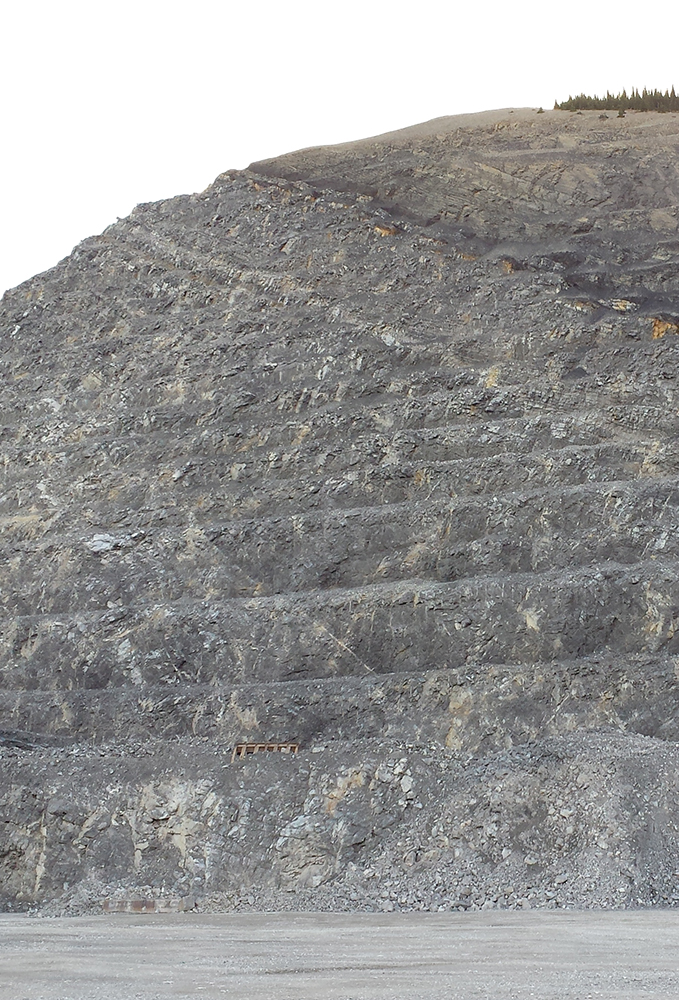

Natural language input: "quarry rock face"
[3,107,679,914]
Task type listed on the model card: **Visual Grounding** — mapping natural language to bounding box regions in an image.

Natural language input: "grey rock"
[3,107,679,913]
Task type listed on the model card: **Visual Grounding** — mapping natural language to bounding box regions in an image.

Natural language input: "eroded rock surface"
[2,108,679,913]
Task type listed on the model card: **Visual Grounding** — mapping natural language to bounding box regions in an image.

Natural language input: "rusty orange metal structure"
[231,741,299,762]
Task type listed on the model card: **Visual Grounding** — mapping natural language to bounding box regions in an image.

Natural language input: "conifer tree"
[555,88,679,113]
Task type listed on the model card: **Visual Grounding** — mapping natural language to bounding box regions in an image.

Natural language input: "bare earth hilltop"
[3,107,679,916]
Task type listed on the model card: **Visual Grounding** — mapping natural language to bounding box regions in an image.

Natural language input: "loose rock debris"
[102,896,195,913]
[3,107,679,915]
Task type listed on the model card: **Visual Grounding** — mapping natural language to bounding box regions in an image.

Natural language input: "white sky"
[2,0,678,296]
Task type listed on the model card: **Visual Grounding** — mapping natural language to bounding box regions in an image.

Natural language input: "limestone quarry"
[2,107,679,915]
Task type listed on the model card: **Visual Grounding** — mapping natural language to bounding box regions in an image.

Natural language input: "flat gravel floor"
[1,911,678,999]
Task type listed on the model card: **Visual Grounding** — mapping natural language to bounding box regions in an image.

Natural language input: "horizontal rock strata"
[2,107,679,912]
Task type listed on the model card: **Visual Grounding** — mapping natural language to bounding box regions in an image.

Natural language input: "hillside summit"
[3,108,679,914]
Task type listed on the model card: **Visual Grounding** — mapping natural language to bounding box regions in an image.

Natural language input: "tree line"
[555,88,679,113]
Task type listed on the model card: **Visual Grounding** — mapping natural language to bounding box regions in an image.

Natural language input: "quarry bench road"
[0,911,678,999]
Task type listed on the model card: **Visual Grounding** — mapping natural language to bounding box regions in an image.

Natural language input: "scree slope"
[3,107,679,914]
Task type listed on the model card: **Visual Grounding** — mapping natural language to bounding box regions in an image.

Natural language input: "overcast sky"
[2,0,678,296]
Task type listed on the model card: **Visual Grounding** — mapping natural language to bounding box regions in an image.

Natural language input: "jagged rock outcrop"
[3,107,679,913]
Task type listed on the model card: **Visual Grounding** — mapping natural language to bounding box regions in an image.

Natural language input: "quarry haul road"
[0,912,678,999]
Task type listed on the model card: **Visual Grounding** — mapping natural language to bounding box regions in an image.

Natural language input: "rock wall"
[2,108,679,912]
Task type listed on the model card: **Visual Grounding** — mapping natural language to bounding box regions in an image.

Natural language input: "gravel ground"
[1,911,679,999]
